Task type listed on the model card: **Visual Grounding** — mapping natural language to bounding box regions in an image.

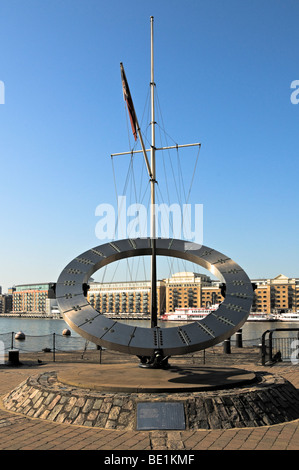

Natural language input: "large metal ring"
[56,238,253,356]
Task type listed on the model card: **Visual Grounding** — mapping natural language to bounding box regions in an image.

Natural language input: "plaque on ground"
[137,402,185,430]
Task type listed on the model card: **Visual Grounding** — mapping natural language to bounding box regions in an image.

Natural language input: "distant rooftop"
[15,283,55,291]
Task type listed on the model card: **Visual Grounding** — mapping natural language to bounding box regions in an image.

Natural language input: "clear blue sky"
[0,0,298,292]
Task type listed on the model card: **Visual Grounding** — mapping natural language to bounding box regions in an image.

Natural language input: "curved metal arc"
[56,238,253,357]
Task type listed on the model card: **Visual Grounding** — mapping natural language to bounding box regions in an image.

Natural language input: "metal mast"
[112,16,201,333]
[150,16,157,328]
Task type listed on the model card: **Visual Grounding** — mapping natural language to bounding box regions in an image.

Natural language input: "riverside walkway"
[0,346,299,451]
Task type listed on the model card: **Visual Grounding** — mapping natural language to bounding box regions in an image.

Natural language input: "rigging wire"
[155,88,202,281]
[155,90,191,242]
[110,80,202,301]
[109,96,151,285]
[155,90,185,213]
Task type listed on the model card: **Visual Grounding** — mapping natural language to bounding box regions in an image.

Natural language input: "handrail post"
[260,328,299,364]
[53,333,56,362]
[261,330,269,365]
[269,331,273,362]
[236,329,243,348]
[223,338,231,354]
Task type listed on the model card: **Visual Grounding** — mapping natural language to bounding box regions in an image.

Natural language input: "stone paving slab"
[0,348,299,451]
[57,363,257,392]
[4,367,299,431]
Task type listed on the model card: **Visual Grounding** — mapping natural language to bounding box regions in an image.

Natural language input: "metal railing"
[261,328,299,365]
[0,331,102,363]
[1,329,284,365]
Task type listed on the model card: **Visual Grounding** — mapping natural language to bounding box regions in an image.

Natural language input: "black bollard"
[236,329,243,348]
[97,345,102,363]
[223,338,231,354]
[8,350,20,365]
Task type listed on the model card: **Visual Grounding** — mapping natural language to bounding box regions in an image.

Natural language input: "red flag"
[120,62,138,141]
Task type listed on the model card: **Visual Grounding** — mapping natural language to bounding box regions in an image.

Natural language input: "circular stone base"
[4,365,299,430]
[57,364,257,393]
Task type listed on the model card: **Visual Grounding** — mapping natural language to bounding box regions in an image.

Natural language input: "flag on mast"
[120,62,138,141]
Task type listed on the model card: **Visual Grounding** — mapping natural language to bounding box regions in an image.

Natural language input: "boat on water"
[161,305,220,322]
[275,312,299,322]
[161,307,279,322]
[236,311,299,322]
[246,312,276,322]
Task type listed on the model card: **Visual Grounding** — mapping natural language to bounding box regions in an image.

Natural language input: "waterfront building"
[87,272,299,317]
[164,272,299,315]
[45,299,61,317]
[164,271,224,311]
[201,284,225,308]
[251,274,299,314]
[87,272,224,316]
[12,283,56,314]
[0,294,13,313]
[87,280,166,316]
[6,274,299,317]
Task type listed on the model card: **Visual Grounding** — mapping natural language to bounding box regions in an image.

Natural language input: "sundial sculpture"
[56,17,253,368]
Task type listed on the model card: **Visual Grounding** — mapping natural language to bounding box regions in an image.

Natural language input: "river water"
[1,316,298,354]
[0,317,85,353]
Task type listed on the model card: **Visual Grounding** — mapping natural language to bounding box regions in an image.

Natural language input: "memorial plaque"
[137,402,185,430]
